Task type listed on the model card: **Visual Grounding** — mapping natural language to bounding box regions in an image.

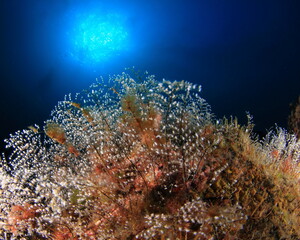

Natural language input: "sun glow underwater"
[68,12,129,64]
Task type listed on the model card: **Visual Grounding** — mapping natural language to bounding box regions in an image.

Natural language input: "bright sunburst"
[70,12,129,63]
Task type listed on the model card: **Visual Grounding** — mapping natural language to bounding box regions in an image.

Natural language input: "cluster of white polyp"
[1,72,298,239]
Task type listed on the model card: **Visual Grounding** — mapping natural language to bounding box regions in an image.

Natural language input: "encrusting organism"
[0,72,299,239]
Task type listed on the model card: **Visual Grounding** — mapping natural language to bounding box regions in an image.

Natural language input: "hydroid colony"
[0,72,299,239]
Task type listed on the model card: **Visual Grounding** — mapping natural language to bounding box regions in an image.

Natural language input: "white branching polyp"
[0,72,299,239]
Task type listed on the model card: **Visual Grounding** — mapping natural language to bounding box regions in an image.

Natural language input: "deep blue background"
[1,0,300,152]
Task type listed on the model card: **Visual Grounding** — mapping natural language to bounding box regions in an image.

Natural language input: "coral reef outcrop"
[0,72,299,239]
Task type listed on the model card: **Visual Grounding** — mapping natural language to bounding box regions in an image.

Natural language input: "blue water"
[1,0,300,152]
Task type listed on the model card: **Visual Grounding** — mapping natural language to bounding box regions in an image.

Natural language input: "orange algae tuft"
[45,122,67,145]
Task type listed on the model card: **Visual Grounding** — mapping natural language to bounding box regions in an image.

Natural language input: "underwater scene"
[0,0,300,239]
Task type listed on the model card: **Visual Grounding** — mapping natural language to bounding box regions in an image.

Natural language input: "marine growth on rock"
[288,96,300,139]
[0,72,299,239]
